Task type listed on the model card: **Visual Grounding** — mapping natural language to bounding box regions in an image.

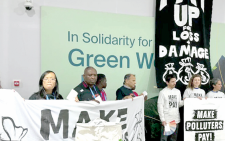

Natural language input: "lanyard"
[101,89,107,101]
[46,93,56,100]
[89,86,98,98]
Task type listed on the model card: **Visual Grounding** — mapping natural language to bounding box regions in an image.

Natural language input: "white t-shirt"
[183,88,205,98]
[157,87,184,124]
[206,91,225,98]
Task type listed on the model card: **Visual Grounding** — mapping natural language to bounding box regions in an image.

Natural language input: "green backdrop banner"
[41,6,157,100]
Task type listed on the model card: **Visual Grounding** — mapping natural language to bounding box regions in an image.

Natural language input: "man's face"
[125,75,136,90]
[166,78,176,89]
[83,68,97,86]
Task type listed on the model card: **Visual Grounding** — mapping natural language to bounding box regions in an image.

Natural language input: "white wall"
[0,0,225,99]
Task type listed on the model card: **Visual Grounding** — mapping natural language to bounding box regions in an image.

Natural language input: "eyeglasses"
[43,78,56,82]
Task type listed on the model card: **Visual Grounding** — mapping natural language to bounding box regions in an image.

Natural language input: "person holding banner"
[29,70,63,100]
[116,74,147,100]
[206,78,225,98]
[67,66,101,102]
[183,74,206,100]
[157,74,184,141]
[96,74,107,101]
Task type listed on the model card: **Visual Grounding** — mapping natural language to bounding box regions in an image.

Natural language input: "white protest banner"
[184,98,225,141]
[0,89,145,141]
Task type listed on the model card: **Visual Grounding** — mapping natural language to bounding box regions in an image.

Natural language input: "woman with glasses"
[29,70,63,100]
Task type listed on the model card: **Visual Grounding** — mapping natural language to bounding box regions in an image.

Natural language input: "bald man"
[67,66,101,101]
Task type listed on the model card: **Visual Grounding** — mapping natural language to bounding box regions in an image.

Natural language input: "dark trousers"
[160,123,179,141]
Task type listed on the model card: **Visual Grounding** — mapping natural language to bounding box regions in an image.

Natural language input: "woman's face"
[213,80,222,91]
[193,77,201,88]
[42,72,56,92]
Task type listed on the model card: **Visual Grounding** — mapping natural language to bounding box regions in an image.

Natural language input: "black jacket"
[29,92,63,100]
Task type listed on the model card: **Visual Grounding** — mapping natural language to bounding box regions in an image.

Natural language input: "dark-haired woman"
[29,70,63,100]
[96,74,107,101]
[206,78,225,98]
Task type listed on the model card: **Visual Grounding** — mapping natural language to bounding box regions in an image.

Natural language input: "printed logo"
[168,95,177,108]
[131,109,143,141]
[1,117,28,141]
[193,93,202,98]
[163,57,210,85]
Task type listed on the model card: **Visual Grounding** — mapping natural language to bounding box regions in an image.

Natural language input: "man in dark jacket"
[116,74,147,100]
[67,66,101,101]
